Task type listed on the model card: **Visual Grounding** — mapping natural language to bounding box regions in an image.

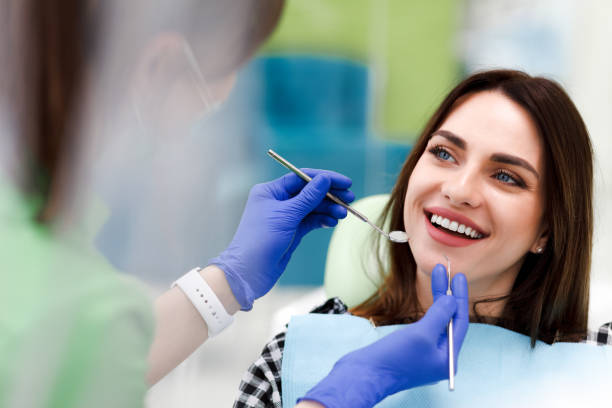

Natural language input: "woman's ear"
[531,225,549,254]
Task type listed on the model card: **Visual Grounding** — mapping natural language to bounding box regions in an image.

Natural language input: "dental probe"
[444,255,455,391]
[267,149,408,244]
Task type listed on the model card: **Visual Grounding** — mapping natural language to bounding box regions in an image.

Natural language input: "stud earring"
[536,247,544,254]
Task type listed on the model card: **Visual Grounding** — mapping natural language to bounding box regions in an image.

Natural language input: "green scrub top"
[0,177,154,408]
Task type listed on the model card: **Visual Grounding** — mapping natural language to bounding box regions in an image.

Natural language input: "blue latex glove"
[300,265,469,408]
[209,169,354,310]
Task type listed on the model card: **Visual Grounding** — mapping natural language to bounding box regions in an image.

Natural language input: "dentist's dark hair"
[0,0,284,222]
[351,69,592,346]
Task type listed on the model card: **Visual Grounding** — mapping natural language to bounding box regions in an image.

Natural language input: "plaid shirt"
[233,298,612,408]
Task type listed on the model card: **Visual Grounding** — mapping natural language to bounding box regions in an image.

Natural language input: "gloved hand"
[299,265,469,408]
[209,169,354,310]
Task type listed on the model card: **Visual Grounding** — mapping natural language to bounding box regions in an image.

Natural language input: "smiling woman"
[233,70,610,408]
[353,70,593,345]
[405,90,550,325]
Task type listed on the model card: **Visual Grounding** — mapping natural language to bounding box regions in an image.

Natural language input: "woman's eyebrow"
[490,154,539,179]
[432,129,539,179]
[432,130,466,149]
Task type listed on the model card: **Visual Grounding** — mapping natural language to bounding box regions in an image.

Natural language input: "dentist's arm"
[146,264,239,385]
[147,169,354,385]
[295,265,469,408]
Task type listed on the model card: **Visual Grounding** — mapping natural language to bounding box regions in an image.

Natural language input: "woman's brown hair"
[351,70,593,346]
[0,0,284,222]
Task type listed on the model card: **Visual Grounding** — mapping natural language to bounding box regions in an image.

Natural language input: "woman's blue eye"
[496,172,513,183]
[438,150,451,160]
[495,171,525,187]
[428,146,455,162]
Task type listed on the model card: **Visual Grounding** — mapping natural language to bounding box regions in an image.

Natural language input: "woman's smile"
[423,206,488,247]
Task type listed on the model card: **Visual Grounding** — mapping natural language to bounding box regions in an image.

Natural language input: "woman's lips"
[423,212,485,247]
[424,206,488,236]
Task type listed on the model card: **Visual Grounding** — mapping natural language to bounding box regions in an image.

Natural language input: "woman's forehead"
[435,91,544,168]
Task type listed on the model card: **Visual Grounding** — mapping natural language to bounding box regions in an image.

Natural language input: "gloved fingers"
[285,213,338,259]
[328,188,355,204]
[313,200,348,220]
[278,211,338,272]
[287,174,333,218]
[276,172,308,199]
[277,169,352,197]
[301,213,339,232]
[302,168,353,190]
[430,264,449,302]
[420,295,457,334]
[451,273,469,352]
[262,167,353,203]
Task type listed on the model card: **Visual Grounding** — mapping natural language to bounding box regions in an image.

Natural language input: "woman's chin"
[411,244,473,280]
[412,254,444,278]
[409,238,445,273]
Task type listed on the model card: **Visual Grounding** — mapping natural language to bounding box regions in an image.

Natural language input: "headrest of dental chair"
[324,194,390,308]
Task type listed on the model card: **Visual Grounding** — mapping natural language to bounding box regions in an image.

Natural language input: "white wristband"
[172,268,234,338]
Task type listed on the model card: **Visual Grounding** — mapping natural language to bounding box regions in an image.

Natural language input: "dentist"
[0,1,468,407]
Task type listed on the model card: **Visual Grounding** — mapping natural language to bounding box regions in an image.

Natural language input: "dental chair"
[270,194,612,335]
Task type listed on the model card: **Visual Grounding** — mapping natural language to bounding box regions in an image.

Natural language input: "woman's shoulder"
[233,298,349,407]
[253,297,349,358]
[309,297,349,315]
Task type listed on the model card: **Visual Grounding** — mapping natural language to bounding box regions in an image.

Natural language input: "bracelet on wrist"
[172,267,234,337]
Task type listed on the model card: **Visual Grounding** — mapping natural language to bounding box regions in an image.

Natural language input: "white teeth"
[428,212,484,239]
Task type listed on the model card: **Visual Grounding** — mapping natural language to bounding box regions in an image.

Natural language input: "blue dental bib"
[281,314,611,407]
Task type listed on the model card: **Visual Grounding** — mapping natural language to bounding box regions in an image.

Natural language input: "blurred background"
[79,0,612,406]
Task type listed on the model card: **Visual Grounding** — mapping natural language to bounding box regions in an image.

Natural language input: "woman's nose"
[441,169,482,208]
